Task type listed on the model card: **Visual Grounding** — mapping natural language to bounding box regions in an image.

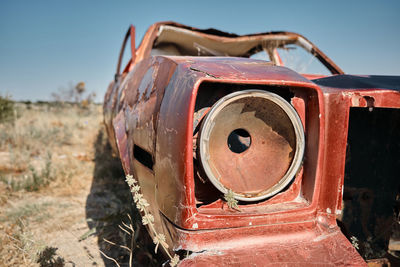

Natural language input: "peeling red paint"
[104,22,400,265]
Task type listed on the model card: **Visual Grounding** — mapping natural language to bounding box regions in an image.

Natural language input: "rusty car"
[104,21,400,266]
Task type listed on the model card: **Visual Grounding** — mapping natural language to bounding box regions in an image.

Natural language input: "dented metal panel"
[103,21,400,265]
[179,228,366,266]
[154,57,324,231]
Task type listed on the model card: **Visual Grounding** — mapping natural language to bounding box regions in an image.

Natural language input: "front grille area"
[340,107,400,260]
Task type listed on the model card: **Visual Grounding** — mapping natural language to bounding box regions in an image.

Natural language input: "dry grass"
[0,102,164,267]
[0,102,104,266]
[0,103,98,192]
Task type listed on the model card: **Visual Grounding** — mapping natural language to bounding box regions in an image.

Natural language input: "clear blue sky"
[1,0,399,102]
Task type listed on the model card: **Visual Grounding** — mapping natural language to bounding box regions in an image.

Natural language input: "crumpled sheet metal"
[154,56,324,230]
[103,22,400,264]
[312,75,400,217]
[105,55,367,264]
[178,228,366,266]
[134,21,344,75]
[109,56,178,239]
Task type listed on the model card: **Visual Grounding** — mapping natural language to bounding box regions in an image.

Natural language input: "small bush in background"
[0,94,15,124]
[1,152,54,192]
[51,81,96,108]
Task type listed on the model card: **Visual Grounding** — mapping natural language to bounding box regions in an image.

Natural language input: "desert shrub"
[24,153,54,192]
[26,155,53,191]
[0,94,15,123]
[1,153,54,192]
[51,81,96,108]
[0,203,50,265]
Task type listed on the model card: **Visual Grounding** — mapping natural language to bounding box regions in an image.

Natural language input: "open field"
[0,103,163,266]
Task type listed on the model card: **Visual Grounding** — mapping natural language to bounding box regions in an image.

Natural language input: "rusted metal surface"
[178,226,365,266]
[123,21,344,75]
[103,21,400,265]
[197,89,304,201]
[154,57,323,231]
[312,76,400,261]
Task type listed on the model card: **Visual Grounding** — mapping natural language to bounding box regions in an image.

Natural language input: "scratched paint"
[103,21,400,265]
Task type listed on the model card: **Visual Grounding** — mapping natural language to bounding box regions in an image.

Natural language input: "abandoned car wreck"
[104,21,400,266]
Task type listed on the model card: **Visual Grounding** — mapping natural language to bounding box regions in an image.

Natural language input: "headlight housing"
[198,89,305,201]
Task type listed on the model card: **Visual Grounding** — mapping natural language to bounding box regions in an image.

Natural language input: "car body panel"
[104,22,400,265]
